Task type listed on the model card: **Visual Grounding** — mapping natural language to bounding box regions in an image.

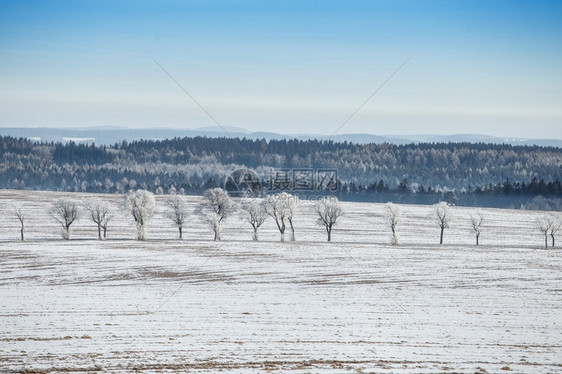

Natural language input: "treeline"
[340,177,562,209]
[359,176,562,196]
[1,135,562,209]
[6,189,562,250]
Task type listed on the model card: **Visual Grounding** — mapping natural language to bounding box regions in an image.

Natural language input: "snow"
[61,137,95,143]
[0,190,561,373]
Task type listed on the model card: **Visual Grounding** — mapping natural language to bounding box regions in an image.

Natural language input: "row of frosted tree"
[7,188,561,249]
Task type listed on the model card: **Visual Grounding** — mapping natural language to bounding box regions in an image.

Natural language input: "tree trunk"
[544,233,548,249]
[327,229,331,242]
[440,226,444,245]
[288,218,295,241]
[275,219,285,242]
[476,233,479,246]
[103,226,107,240]
[97,223,102,240]
[20,226,24,241]
[179,226,183,239]
[551,233,555,248]
[137,225,145,241]
[253,228,258,241]
[214,222,221,241]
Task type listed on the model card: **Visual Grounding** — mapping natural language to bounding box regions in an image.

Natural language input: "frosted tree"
[317,196,344,242]
[166,195,189,239]
[243,200,268,241]
[12,205,25,241]
[200,188,234,241]
[384,202,401,245]
[433,201,451,245]
[87,200,112,240]
[125,189,155,241]
[266,193,286,242]
[266,192,298,242]
[470,212,484,246]
[50,199,79,240]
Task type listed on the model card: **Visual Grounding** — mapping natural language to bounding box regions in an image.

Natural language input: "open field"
[1,190,561,373]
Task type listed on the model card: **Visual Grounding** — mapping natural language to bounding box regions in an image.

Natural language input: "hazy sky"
[1,0,561,138]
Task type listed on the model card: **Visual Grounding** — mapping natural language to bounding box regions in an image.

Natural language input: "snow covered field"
[0,190,561,373]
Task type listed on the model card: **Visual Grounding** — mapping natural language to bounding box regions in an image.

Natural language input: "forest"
[1,135,561,209]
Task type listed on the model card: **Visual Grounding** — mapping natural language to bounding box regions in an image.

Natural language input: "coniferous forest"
[1,135,561,209]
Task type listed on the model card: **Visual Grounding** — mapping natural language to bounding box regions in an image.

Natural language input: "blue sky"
[1,0,561,138]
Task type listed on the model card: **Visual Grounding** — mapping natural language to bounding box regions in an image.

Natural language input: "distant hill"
[0,127,561,148]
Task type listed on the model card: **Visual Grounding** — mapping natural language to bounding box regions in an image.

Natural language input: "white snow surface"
[0,190,561,373]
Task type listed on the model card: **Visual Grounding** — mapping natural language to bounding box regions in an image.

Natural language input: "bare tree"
[50,199,79,240]
[12,205,25,241]
[470,212,484,246]
[433,201,451,245]
[537,216,553,249]
[87,200,112,240]
[317,196,344,242]
[125,189,155,241]
[243,200,268,241]
[200,188,234,241]
[550,216,561,247]
[384,202,401,245]
[166,195,189,239]
[538,215,561,248]
[265,192,298,242]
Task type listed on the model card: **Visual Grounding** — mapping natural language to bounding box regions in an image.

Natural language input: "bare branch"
[469,212,484,246]
[50,199,80,240]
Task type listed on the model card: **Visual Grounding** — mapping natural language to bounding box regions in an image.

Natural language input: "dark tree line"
[1,136,561,209]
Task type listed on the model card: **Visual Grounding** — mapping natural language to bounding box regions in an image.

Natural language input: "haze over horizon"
[1,1,561,139]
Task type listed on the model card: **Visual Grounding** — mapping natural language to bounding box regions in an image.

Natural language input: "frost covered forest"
[1,136,562,209]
